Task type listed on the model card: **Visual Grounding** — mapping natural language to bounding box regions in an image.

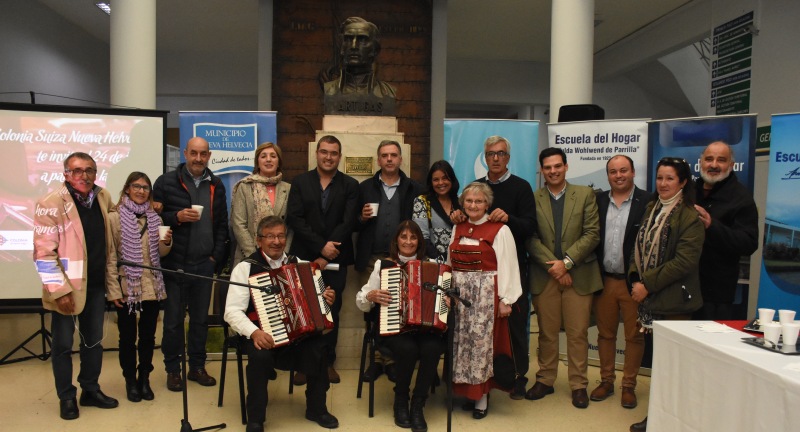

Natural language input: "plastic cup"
[759,308,776,325]
[368,203,379,215]
[782,322,800,346]
[779,309,796,324]
[763,322,782,346]
[158,226,169,240]
[191,205,204,216]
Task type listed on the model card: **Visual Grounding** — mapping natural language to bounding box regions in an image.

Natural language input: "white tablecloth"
[649,320,800,432]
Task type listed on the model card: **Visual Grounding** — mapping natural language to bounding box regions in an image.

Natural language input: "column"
[257,0,274,110]
[110,0,156,109]
[549,0,595,123]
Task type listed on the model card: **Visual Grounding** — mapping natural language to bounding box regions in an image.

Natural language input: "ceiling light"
[95,2,110,15]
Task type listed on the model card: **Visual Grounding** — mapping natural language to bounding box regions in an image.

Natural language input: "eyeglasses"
[129,184,151,192]
[464,199,486,205]
[258,233,287,241]
[658,157,687,165]
[65,168,97,178]
[485,151,509,159]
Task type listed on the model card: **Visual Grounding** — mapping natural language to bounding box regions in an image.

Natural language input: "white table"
[648,321,800,432]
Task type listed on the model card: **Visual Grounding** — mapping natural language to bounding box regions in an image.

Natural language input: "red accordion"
[248,261,334,347]
[379,260,450,336]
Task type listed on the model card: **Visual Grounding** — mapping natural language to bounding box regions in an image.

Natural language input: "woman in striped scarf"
[106,172,172,403]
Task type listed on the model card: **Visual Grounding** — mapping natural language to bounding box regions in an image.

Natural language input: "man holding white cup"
[153,136,229,392]
[355,140,422,382]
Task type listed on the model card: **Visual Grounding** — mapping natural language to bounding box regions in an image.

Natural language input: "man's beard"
[700,167,732,185]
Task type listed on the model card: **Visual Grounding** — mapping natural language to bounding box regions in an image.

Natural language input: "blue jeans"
[50,282,107,400]
[161,258,214,373]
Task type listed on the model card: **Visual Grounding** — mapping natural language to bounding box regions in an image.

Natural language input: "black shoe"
[394,396,411,428]
[59,398,79,420]
[79,390,119,409]
[166,372,183,392]
[361,362,384,382]
[187,368,217,386]
[510,378,527,400]
[472,394,489,420]
[410,396,428,432]
[245,422,264,432]
[524,381,555,400]
[630,416,648,432]
[125,377,142,402]
[138,373,154,400]
[305,411,339,428]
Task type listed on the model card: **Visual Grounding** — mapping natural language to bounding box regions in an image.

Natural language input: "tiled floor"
[0,312,649,431]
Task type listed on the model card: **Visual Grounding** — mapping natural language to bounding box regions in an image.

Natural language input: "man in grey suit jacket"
[525,147,601,409]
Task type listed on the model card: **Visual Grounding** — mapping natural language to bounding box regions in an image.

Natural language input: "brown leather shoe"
[571,388,589,408]
[524,381,554,400]
[187,368,216,386]
[621,387,638,409]
[166,372,183,392]
[293,372,307,386]
[590,381,614,401]
[630,417,647,432]
[327,366,341,384]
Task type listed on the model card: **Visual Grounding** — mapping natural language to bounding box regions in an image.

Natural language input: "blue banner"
[443,119,539,193]
[759,113,800,311]
[179,111,277,212]
[648,115,757,192]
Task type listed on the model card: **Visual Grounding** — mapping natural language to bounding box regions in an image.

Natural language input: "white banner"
[548,119,649,190]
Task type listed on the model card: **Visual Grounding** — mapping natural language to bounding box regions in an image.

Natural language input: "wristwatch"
[563,257,573,270]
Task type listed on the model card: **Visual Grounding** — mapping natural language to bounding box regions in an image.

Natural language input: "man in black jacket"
[355,140,422,382]
[153,136,229,392]
[287,135,359,383]
[693,141,758,320]
[591,155,650,409]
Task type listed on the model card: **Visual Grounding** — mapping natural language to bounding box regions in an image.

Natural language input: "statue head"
[338,17,380,73]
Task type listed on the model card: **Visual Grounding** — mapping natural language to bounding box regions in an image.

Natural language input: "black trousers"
[509,292,531,384]
[382,332,444,399]
[244,335,330,424]
[116,300,160,378]
[51,282,106,400]
[321,266,348,366]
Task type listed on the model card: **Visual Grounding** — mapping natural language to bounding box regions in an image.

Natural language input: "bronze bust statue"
[323,17,397,116]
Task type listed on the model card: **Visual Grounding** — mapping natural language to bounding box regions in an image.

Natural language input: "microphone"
[423,282,441,292]
[242,258,281,294]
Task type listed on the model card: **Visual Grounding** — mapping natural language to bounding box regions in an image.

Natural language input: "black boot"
[138,371,154,401]
[125,376,142,402]
[393,394,411,428]
[410,395,427,432]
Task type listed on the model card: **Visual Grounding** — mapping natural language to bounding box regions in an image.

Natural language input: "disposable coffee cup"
[763,322,782,346]
[779,309,796,324]
[759,308,776,325]
[191,205,204,216]
[158,226,170,241]
[368,203,379,216]
[782,322,800,346]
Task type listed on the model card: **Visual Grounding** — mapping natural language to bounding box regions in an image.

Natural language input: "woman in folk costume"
[230,142,292,267]
[106,172,172,402]
[447,182,521,419]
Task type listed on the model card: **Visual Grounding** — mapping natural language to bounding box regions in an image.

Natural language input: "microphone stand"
[119,260,273,432]
[423,282,471,432]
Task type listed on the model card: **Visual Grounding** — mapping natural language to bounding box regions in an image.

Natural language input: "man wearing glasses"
[225,216,339,431]
[153,136,229,392]
[452,135,537,400]
[286,135,359,384]
[33,152,119,420]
